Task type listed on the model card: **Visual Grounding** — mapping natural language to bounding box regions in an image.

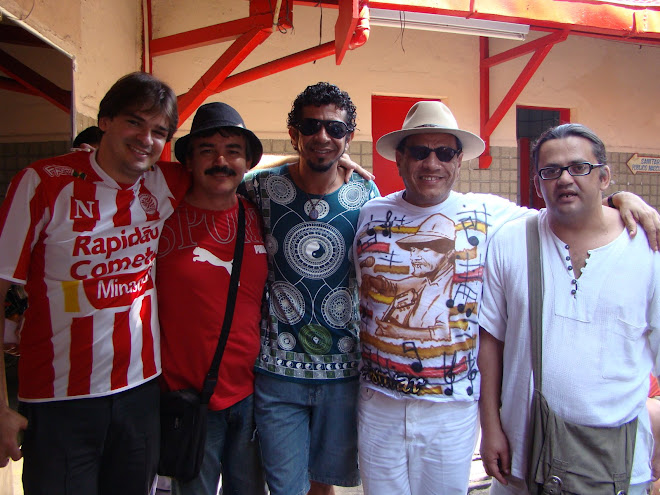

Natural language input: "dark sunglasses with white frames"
[538,161,605,181]
[405,146,462,163]
[296,118,353,139]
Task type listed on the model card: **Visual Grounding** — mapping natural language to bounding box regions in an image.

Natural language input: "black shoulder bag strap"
[200,200,245,404]
[526,215,543,392]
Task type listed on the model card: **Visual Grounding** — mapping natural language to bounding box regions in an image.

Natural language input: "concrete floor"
[6,446,493,495]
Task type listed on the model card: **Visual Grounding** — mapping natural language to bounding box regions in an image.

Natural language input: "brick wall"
[2,139,658,211]
[0,141,71,198]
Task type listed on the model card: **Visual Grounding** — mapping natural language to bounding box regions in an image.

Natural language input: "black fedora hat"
[174,102,263,167]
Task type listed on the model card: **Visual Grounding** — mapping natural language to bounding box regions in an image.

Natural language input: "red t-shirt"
[157,197,268,410]
[650,375,660,397]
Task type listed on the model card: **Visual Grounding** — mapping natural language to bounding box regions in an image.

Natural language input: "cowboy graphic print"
[355,202,494,399]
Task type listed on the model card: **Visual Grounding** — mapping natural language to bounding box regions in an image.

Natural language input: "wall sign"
[626,154,660,174]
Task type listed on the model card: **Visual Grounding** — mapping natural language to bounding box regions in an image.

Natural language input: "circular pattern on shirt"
[265,234,278,256]
[270,282,305,325]
[337,336,356,354]
[139,193,158,215]
[265,176,296,205]
[284,223,344,279]
[303,199,330,220]
[298,324,333,355]
[277,332,297,351]
[321,288,352,328]
[338,182,368,210]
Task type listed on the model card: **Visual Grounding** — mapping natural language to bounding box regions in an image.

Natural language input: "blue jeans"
[172,394,266,495]
[254,373,360,495]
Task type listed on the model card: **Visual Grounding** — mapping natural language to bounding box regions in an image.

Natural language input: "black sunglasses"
[538,162,605,180]
[296,119,353,139]
[405,145,462,162]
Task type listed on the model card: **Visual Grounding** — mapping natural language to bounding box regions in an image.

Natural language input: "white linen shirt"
[479,209,660,483]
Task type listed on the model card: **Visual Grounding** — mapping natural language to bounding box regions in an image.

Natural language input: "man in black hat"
[156,102,268,495]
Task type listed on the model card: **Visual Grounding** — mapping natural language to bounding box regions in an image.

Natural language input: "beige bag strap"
[526,215,543,392]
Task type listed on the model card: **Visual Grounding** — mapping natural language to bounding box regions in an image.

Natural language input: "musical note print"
[357,200,501,397]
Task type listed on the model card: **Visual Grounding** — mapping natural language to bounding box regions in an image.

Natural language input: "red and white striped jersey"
[0,150,190,401]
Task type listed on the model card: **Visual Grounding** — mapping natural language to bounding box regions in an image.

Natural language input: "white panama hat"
[376,101,486,161]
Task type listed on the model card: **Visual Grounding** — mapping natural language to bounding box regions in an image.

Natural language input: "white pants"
[357,386,479,495]
[489,476,650,495]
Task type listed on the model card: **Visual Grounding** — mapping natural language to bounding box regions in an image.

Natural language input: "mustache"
[204,166,236,176]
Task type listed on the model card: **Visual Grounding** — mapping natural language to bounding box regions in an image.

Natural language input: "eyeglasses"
[538,162,605,180]
[296,119,353,139]
[405,146,462,162]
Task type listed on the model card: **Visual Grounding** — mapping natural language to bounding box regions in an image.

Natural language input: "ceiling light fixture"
[369,8,529,41]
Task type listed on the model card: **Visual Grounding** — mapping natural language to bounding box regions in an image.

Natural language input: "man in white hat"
[353,101,660,495]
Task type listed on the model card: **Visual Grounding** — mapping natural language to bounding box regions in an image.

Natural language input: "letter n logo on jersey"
[70,197,100,232]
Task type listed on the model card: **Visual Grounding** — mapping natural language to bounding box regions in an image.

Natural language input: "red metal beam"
[482,32,567,68]
[335,0,360,63]
[0,48,71,113]
[479,37,491,169]
[215,42,338,92]
[215,6,370,93]
[533,25,660,47]
[150,14,284,57]
[478,30,568,168]
[0,76,38,95]
[364,1,660,40]
[177,27,272,123]
[484,30,568,137]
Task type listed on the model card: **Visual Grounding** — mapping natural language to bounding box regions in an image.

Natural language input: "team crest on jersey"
[139,193,158,216]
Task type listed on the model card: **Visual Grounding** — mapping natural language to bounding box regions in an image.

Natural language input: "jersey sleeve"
[0,167,49,283]
[154,161,191,207]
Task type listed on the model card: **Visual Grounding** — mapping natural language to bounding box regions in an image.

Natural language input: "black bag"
[157,201,245,481]
[158,389,208,482]
[524,216,637,495]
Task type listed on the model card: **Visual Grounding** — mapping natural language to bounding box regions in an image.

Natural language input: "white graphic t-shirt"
[354,190,529,401]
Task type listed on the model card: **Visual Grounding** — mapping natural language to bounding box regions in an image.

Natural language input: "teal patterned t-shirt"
[242,164,380,381]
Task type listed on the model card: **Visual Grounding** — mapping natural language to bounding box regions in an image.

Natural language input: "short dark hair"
[395,134,463,154]
[185,128,252,164]
[532,123,607,171]
[98,72,178,141]
[73,126,103,148]
[287,82,356,131]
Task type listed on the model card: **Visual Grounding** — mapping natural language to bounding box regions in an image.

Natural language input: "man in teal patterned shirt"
[242,82,379,495]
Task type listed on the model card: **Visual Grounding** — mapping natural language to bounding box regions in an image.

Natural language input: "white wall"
[153,4,660,154]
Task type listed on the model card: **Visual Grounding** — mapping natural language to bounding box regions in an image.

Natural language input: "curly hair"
[287,82,357,131]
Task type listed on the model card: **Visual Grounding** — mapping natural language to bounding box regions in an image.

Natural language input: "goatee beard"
[305,159,336,173]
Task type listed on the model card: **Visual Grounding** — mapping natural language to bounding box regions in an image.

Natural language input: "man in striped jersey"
[0,72,189,495]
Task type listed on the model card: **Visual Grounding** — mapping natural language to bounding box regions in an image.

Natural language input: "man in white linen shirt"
[478,123,660,495]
